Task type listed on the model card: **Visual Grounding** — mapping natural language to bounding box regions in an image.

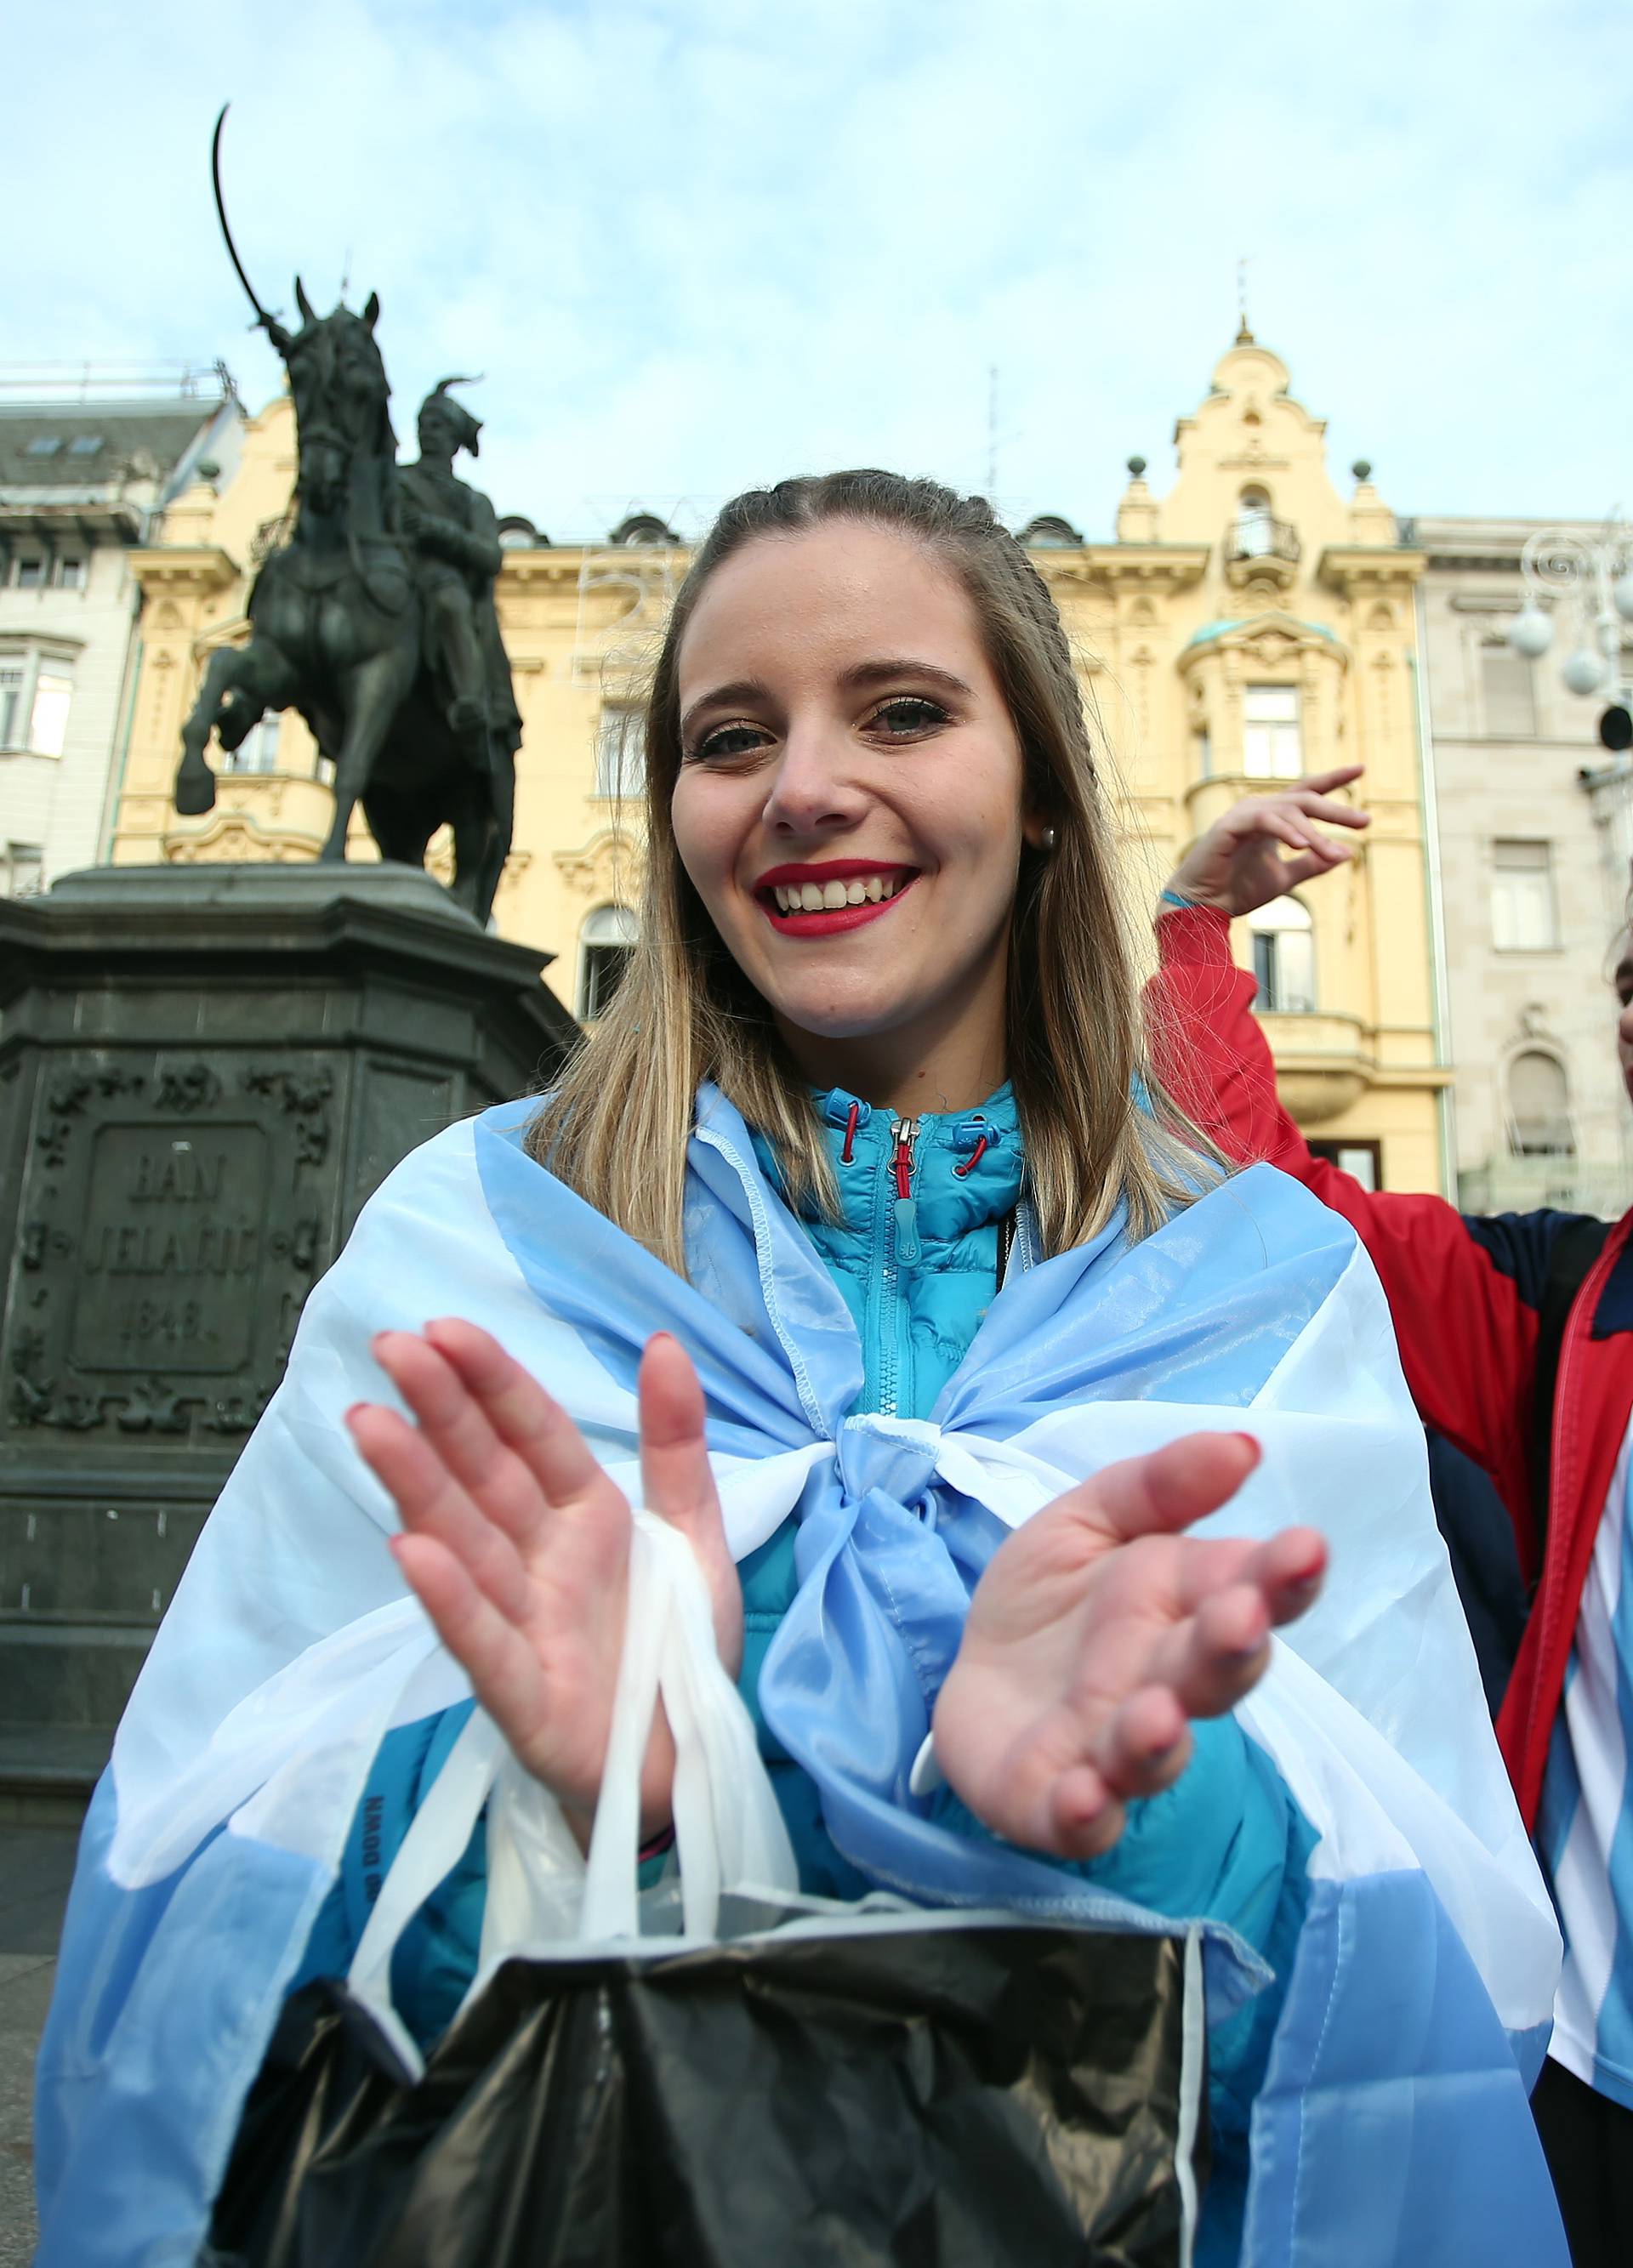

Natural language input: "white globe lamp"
[1507,605,1554,659]
[1562,647,1607,696]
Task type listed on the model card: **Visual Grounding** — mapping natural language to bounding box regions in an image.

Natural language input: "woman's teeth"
[771,873,906,913]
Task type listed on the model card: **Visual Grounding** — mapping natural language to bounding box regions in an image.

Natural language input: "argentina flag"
[36,1086,1566,2265]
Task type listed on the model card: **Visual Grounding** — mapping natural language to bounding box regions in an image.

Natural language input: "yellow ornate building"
[109,327,1447,1191]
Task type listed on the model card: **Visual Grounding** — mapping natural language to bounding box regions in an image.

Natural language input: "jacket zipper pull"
[892,1118,921,1265]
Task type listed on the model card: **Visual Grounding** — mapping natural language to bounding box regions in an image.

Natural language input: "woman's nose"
[760,725,868,838]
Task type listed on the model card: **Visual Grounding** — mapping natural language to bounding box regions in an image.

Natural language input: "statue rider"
[395,378,522,765]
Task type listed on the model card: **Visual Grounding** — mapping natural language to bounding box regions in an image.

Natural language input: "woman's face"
[670,521,1044,1111]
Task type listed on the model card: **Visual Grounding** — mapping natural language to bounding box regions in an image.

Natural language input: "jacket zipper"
[878,1117,919,1418]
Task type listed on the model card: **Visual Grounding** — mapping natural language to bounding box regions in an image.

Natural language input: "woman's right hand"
[1163,764,1372,917]
[346,1322,742,1844]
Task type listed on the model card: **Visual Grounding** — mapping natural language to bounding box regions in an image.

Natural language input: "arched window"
[1234,487,1274,558]
[608,512,680,548]
[578,903,639,1021]
[1017,513,1083,549]
[1506,1049,1573,1157]
[1247,895,1315,1013]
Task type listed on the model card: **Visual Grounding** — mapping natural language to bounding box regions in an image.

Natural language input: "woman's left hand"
[931,1432,1324,1860]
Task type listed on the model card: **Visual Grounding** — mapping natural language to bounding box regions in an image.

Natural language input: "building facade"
[108,333,1447,1189]
[0,389,243,898]
[1410,516,1633,1216]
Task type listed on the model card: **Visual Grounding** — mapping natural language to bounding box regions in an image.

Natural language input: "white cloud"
[4,0,1630,535]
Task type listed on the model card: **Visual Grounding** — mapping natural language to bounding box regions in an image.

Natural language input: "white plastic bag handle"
[346,1706,506,2076]
[347,1502,798,2074]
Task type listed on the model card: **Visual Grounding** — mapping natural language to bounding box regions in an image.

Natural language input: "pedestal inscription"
[72,1122,271,1373]
[8,1054,326,1442]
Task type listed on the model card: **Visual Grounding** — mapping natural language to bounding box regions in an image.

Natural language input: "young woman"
[1150,762,1633,2266]
[37,478,1562,2268]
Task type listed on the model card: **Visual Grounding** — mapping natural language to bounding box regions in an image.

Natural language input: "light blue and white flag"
[37,1086,1565,2265]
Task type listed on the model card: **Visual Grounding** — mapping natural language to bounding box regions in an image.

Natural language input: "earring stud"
[1040,826,1058,850]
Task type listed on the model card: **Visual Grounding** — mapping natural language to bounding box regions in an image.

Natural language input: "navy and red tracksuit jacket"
[1150,902,1633,1830]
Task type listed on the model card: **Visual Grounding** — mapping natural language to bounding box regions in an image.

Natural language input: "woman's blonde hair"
[528,469,1219,1274]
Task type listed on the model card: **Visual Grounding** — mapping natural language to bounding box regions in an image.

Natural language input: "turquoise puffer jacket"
[293,1087,1311,2253]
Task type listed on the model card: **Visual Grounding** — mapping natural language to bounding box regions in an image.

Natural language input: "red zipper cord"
[953,1134,990,1179]
[841,1102,860,1164]
[894,1128,914,1198]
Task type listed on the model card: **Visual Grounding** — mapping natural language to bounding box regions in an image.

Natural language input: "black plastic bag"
[205,1909,1205,2268]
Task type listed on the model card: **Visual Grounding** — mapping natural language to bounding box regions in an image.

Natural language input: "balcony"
[1458,1153,1627,1218]
[1260,1010,1371,1125]
[1225,514,1300,592]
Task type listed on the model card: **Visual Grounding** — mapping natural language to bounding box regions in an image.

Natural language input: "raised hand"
[1164,764,1371,917]
[346,1322,740,1841]
[931,1433,1326,1861]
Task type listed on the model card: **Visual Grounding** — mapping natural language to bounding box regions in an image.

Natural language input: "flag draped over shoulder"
[37,1085,1565,2266]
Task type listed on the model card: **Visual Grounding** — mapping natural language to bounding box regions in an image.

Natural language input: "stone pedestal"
[0,862,579,1816]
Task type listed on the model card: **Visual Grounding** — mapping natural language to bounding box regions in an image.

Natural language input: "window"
[27,668,72,757]
[1019,514,1084,549]
[222,713,282,774]
[1234,489,1275,557]
[68,435,105,458]
[1,842,44,899]
[56,557,84,590]
[0,650,74,754]
[1491,840,1556,951]
[24,436,62,459]
[578,904,639,1020]
[1247,894,1316,1012]
[1481,646,1537,738]
[1243,684,1302,778]
[1308,1139,1383,1191]
[1506,1050,1573,1157]
[595,702,644,799]
[15,559,44,590]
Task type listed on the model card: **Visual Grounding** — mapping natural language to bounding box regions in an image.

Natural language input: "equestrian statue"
[172,111,521,928]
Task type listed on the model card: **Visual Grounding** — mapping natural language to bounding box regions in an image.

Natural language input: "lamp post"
[1508,523,1633,750]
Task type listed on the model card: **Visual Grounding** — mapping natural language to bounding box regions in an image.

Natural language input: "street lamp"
[1508,523,1633,750]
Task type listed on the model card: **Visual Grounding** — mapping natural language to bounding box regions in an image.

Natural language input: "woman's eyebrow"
[839,657,974,698]
[679,677,771,740]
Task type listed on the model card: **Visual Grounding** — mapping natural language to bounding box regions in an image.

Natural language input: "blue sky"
[5,0,1630,540]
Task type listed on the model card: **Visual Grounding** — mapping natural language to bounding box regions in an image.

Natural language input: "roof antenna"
[1236,256,1255,346]
[338,246,353,308]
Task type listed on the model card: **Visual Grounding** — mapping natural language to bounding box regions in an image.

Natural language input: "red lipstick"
[753,861,919,938]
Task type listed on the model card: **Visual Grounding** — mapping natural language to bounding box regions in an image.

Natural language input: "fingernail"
[344,1401,370,1427]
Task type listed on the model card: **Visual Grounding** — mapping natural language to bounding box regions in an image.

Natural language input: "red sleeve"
[1146,904,1540,1563]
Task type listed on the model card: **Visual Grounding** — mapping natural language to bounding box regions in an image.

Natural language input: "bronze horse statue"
[173,117,516,925]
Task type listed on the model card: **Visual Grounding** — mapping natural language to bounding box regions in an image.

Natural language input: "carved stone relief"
[4,1055,332,1445]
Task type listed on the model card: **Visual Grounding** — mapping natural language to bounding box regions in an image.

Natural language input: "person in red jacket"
[1149,763,1633,2268]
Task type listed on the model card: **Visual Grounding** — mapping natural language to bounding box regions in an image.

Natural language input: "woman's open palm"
[1164,763,1371,916]
[347,1321,740,1842]
[933,1433,1326,1860]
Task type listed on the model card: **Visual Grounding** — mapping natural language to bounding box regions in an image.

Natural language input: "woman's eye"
[868,696,950,737]
[688,722,770,764]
